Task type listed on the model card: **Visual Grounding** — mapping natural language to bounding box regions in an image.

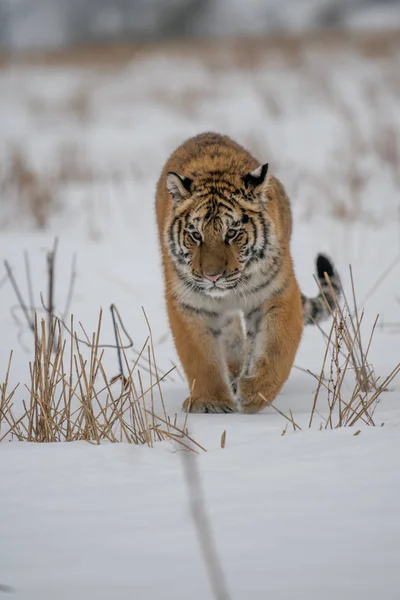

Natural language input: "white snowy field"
[1,36,400,599]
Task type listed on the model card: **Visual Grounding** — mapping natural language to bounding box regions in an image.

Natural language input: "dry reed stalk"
[313,267,378,394]
[0,148,57,229]
[0,310,204,451]
[220,430,226,449]
[0,352,21,440]
[4,260,34,332]
[307,271,400,429]
[274,266,400,433]
[144,408,207,454]
[142,307,170,432]
[262,395,302,431]
[309,316,335,428]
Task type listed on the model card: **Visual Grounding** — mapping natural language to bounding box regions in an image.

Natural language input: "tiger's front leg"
[166,296,237,413]
[220,312,246,397]
[239,285,303,413]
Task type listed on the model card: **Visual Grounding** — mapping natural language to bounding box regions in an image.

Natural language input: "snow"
[1,40,400,598]
[1,428,400,599]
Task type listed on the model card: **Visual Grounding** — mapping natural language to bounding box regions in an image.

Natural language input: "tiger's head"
[165,163,278,298]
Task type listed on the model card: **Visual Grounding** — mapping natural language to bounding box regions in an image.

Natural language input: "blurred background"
[1,0,400,346]
[1,0,400,50]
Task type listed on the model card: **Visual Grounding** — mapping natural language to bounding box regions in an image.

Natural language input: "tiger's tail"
[302,254,341,326]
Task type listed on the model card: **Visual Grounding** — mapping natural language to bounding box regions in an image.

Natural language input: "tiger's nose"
[203,272,223,282]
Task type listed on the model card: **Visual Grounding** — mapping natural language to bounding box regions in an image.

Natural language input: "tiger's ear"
[166,172,193,203]
[242,164,269,197]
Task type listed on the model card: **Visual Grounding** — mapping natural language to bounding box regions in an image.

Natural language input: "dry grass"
[0,149,57,230]
[270,269,400,432]
[0,310,204,452]
[0,145,120,231]
[1,33,400,232]
[307,270,400,429]
[1,30,400,68]
[1,240,202,448]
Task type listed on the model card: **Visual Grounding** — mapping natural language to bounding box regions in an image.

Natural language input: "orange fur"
[156,132,303,413]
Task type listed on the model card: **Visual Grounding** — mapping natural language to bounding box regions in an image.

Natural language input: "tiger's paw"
[239,379,271,413]
[182,396,237,414]
[241,398,267,414]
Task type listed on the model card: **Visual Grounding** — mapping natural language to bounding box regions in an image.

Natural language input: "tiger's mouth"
[191,273,242,296]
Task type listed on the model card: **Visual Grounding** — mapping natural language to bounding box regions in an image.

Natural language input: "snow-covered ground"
[1,38,400,599]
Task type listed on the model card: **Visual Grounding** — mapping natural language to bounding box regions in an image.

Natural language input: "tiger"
[155,132,340,413]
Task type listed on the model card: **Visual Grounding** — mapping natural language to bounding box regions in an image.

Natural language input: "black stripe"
[245,216,270,264]
[310,302,320,321]
[247,216,257,256]
[258,216,269,260]
[247,260,282,294]
[179,303,219,318]
[176,217,183,246]
[196,188,230,202]
[208,327,221,337]
[223,316,234,327]
[270,276,290,297]
[245,306,260,319]
[253,216,268,261]
[168,218,187,265]
[174,269,205,293]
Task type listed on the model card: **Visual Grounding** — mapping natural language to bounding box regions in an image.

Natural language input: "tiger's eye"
[226,229,238,241]
[190,231,202,242]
